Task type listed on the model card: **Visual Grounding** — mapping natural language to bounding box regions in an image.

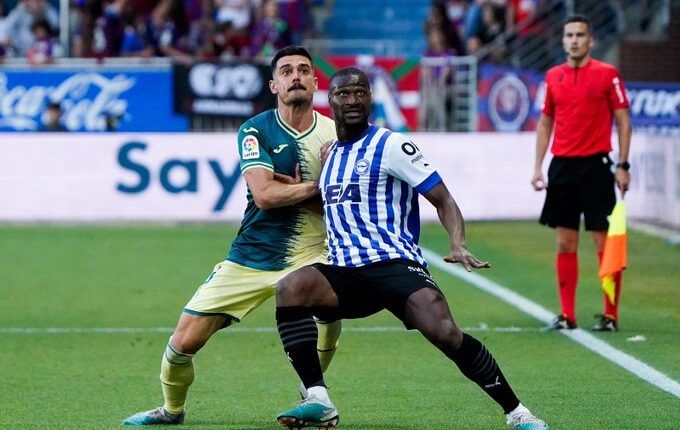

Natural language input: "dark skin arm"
[424,182,491,272]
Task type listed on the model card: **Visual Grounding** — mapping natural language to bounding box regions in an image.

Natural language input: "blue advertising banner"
[627,82,680,136]
[478,65,680,135]
[0,68,188,132]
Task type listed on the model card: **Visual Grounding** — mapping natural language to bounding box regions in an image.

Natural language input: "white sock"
[307,386,331,404]
[507,403,530,419]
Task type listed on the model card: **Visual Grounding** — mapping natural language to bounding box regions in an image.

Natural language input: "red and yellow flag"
[599,202,627,305]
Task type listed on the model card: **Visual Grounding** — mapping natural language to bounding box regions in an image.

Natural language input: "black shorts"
[311,259,441,328]
[540,153,616,231]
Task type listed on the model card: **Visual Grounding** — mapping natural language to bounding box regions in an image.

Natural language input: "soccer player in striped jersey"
[122,46,342,426]
[273,68,548,430]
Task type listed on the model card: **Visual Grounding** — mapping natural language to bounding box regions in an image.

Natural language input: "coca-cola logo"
[0,72,135,131]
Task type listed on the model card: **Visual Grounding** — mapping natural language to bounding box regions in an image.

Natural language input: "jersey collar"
[275,109,318,139]
[336,124,376,146]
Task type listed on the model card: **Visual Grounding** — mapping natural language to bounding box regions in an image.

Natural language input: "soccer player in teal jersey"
[123,46,341,426]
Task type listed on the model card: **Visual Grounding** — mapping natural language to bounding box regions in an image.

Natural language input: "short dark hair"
[270,45,313,72]
[564,14,591,33]
[329,67,369,90]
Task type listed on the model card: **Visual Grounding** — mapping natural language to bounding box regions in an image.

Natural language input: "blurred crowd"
[0,0,332,63]
[423,0,628,68]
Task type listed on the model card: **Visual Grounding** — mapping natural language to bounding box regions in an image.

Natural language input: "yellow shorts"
[183,253,327,323]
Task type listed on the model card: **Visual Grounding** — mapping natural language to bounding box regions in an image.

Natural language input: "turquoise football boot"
[507,410,549,430]
[122,407,184,426]
[277,397,339,429]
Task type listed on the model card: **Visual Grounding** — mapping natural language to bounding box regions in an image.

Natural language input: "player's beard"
[283,92,313,109]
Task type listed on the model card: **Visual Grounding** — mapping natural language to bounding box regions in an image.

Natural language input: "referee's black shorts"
[311,259,441,328]
[539,152,616,232]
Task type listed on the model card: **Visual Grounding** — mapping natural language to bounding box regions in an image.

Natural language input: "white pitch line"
[0,324,540,335]
[421,247,680,399]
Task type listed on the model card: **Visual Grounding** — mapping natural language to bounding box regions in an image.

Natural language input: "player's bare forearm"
[244,168,319,210]
[424,183,490,271]
[613,108,632,196]
[532,115,553,191]
[534,115,553,171]
[614,108,632,163]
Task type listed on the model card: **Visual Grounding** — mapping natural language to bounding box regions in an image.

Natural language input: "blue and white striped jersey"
[320,125,443,267]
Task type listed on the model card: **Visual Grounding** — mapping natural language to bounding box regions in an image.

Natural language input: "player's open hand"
[319,140,336,165]
[443,248,491,272]
[531,170,547,191]
[273,164,302,184]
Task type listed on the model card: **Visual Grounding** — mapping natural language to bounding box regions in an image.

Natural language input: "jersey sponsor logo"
[241,135,260,159]
[401,141,419,155]
[242,126,259,134]
[353,158,370,175]
[401,142,426,165]
[325,183,362,205]
[272,143,288,154]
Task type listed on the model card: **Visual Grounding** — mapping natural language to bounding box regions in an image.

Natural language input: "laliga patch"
[242,135,260,160]
[354,158,370,175]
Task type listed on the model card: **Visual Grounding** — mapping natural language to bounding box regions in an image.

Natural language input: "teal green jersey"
[227,109,337,271]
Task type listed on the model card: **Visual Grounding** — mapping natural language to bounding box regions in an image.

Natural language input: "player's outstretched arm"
[424,182,491,272]
[244,167,319,210]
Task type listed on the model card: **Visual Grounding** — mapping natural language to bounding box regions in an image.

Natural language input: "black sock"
[451,333,520,414]
[276,306,325,389]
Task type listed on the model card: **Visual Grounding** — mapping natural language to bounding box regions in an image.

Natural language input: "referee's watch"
[616,161,630,171]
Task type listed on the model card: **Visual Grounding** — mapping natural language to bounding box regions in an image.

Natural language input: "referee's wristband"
[616,161,630,171]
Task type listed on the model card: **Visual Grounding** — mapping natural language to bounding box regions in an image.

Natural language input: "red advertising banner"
[313,56,420,131]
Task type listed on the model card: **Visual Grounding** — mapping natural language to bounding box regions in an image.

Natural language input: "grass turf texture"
[1,222,678,429]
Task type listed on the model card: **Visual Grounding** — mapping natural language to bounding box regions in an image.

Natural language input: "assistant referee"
[531,15,632,332]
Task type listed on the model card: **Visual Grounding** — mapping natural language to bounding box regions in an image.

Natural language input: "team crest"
[242,135,260,160]
[354,158,370,175]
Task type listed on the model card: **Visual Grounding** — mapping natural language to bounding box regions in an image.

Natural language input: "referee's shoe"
[543,315,577,331]
[592,314,618,332]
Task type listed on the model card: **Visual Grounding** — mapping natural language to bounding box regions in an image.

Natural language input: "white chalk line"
[420,247,680,399]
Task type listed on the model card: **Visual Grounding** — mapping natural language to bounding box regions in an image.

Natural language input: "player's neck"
[277,104,314,133]
[337,122,369,142]
[567,55,590,68]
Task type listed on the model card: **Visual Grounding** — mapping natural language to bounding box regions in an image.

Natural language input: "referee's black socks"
[276,306,325,389]
[451,333,520,414]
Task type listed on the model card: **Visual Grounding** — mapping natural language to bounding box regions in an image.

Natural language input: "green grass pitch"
[1,222,678,429]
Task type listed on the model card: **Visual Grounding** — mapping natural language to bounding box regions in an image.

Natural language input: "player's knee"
[170,333,201,354]
[435,320,463,351]
[557,237,577,253]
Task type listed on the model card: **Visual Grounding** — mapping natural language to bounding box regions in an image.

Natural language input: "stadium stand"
[308,0,431,56]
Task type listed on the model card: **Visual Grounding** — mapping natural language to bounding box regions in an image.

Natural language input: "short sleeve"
[541,79,554,117]
[608,69,630,111]
[237,122,273,173]
[384,136,442,195]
